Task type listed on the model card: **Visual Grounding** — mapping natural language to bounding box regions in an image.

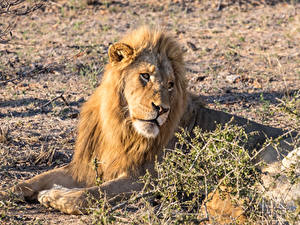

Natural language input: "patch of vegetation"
[277,91,300,118]
[88,123,299,224]
[77,62,104,89]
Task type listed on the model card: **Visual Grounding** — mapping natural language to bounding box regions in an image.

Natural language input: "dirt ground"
[0,0,299,224]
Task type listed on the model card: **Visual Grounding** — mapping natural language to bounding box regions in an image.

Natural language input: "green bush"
[89,123,298,224]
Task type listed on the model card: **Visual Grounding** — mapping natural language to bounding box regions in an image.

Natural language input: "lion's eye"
[168,81,174,91]
[140,73,150,83]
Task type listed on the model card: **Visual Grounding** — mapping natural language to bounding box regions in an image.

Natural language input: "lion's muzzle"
[132,105,170,138]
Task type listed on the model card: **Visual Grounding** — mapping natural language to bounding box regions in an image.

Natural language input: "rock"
[225,75,240,83]
[261,140,300,211]
[281,147,300,174]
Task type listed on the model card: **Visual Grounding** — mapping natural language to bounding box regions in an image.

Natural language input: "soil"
[0,0,299,224]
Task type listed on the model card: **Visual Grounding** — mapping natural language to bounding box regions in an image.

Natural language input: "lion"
[0,26,297,220]
[0,26,187,214]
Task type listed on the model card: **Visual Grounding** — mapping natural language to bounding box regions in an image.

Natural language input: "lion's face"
[107,28,186,140]
[123,52,177,138]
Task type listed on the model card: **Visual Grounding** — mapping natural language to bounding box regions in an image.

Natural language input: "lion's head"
[107,27,187,138]
[71,26,187,185]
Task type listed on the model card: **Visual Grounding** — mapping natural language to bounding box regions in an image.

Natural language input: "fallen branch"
[41,93,69,110]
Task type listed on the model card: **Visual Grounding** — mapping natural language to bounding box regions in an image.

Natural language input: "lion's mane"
[69,27,187,186]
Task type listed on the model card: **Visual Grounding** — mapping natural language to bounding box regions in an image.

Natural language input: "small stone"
[225,75,240,83]
[281,147,300,174]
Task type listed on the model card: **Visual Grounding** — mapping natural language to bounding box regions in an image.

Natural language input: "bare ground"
[0,0,299,224]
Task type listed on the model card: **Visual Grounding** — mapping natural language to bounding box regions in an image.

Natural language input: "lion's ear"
[108,43,134,64]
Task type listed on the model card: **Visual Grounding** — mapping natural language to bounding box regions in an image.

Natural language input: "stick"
[41,93,69,110]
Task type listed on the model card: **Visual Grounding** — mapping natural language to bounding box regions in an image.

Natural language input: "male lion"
[1,27,187,214]
[0,27,298,219]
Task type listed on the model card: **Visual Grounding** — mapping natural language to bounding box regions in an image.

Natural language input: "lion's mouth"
[138,118,160,127]
[136,109,169,127]
[132,110,169,138]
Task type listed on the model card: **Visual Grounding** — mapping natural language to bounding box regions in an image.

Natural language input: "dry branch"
[41,93,69,111]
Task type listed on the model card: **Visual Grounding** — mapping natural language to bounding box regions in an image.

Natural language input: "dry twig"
[41,93,69,110]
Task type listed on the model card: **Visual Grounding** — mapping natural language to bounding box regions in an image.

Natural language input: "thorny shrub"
[88,123,299,224]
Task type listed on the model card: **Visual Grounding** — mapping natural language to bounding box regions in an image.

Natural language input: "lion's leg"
[38,176,144,214]
[3,165,82,201]
[1,161,149,214]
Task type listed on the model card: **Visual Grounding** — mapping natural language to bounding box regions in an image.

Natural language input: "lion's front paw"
[38,185,87,215]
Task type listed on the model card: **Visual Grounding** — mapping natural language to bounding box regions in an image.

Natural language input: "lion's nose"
[152,102,170,116]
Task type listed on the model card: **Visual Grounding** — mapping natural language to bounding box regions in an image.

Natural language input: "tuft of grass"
[77,62,104,89]
[276,91,300,118]
[258,93,273,122]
